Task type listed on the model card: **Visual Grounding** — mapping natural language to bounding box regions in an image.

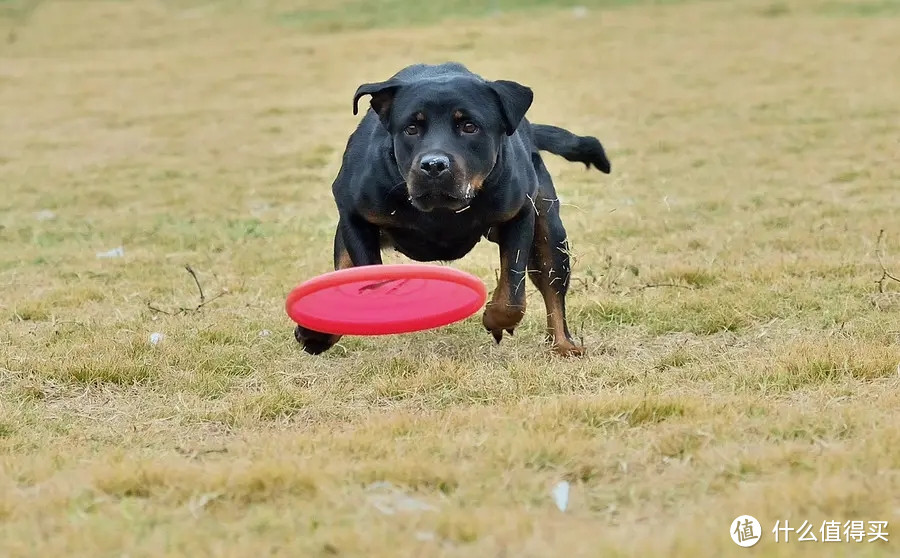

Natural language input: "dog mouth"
[407,181,476,213]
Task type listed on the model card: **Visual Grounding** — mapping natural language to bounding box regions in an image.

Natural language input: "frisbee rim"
[285,264,488,336]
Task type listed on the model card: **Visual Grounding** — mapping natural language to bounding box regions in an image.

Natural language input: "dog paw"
[552,342,585,357]
[485,326,518,343]
[294,325,341,355]
[545,334,585,357]
[488,328,504,343]
[482,304,525,345]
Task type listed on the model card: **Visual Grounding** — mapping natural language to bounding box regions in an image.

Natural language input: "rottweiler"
[295,62,611,356]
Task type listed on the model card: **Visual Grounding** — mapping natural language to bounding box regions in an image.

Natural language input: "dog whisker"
[455,205,471,213]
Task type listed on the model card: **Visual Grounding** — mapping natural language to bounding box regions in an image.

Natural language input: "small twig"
[147,302,175,316]
[147,265,228,315]
[875,229,900,293]
[185,264,205,303]
[175,446,228,459]
[183,290,228,314]
[635,283,696,291]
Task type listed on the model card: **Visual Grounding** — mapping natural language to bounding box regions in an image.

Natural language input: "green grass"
[818,0,900,17]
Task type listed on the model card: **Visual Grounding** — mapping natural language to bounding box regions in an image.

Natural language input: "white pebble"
[96,246,124,259]
[552,481,570,512]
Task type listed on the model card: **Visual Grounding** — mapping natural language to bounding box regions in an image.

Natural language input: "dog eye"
[460,122,478,134]
[404,124,419,136]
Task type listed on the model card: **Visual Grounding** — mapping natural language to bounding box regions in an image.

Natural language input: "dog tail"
[532,124,611,174]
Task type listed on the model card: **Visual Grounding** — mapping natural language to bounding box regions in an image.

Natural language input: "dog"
[294,62,611,356]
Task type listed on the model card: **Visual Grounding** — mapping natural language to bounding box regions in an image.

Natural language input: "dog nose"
[420,153,450,177]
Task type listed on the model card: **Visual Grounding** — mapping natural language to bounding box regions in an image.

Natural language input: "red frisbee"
[285,264,488,336]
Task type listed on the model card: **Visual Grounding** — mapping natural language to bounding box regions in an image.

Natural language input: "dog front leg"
[483,207,535,344]
[294,214,382,355]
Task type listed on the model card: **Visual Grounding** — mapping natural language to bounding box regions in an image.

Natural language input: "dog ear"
[488,80,534,136]
[353,80,401,127]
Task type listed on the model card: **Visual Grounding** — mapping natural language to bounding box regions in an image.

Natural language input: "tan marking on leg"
[336,248,352,270]
[530,217,584,357]
[359,208,397,228]
[543,293,582,357]
[318,234,354,348]
[483,251,526,338]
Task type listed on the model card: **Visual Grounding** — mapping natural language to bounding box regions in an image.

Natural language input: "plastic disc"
[285,264,488,336]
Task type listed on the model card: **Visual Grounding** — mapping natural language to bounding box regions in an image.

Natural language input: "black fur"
[295,62,611,356]
[532,124,612,173]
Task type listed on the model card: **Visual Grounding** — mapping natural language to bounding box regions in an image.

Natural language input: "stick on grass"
[875,229,900,293]
[147,265,228,316]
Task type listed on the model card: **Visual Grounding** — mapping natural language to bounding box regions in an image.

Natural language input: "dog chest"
[380,226,485,263]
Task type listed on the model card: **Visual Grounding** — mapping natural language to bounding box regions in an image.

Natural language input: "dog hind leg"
[527,164,584,357]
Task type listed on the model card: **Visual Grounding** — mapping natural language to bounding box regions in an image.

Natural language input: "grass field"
[2,0,900,556]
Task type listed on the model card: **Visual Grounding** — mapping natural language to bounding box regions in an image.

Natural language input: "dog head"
[353,64,533,212]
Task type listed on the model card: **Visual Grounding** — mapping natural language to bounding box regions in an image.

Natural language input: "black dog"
[295,62,610,356]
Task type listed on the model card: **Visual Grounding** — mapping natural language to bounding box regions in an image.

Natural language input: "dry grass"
[2,0,900,556]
